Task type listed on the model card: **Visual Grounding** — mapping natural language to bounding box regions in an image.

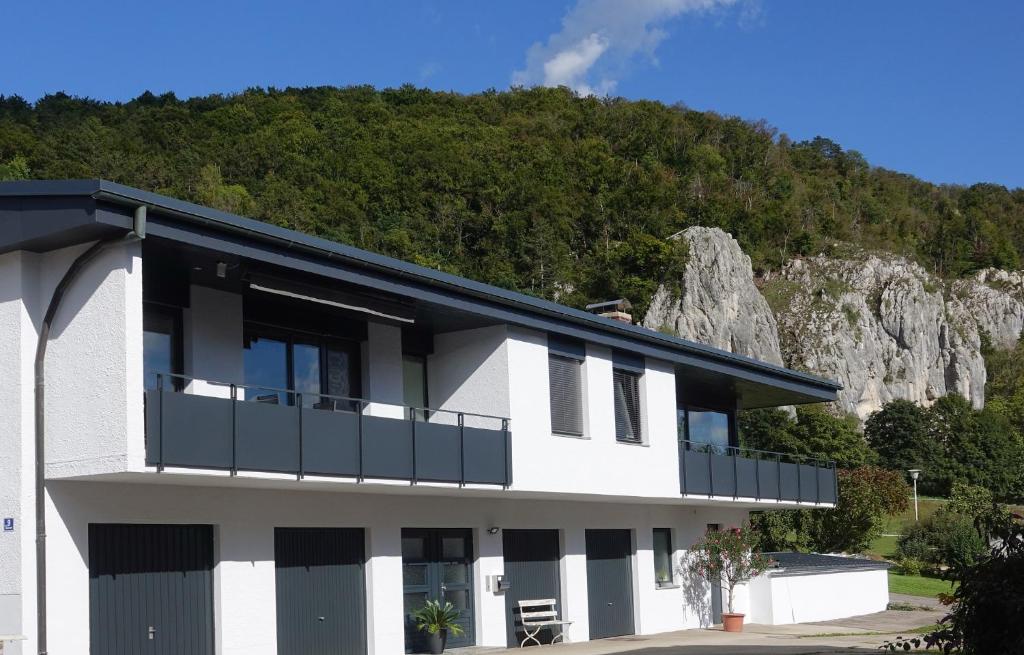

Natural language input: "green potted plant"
[686,524,771,633]
[412,599,465,654]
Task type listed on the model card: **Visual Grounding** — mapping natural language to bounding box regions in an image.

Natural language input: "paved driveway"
[458,607,945,655]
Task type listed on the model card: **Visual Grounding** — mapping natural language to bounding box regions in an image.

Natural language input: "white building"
[0,180,847,655]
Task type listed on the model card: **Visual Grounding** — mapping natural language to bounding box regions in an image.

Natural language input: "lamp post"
[908,469,922,522]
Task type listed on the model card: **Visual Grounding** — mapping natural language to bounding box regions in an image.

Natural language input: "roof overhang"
[0,179,842,408]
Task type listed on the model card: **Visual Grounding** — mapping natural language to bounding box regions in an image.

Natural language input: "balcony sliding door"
[243,328,361,407]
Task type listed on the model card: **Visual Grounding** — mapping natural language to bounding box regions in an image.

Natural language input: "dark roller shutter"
[89,524,214,655]
[585,529,635,639]
[502,530,562,647]
[548,355,583,435]
[275,527,367,655]
[613,369,641,442]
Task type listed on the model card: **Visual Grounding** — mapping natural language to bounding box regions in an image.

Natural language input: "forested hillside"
[2,86,1023,319]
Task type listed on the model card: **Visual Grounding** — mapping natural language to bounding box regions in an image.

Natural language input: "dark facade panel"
[89,523,214,655]
[275,527,367,655]
[779,462,801,501]
[146,390,233,468]
[462,426,508,485]
[361,415,414,479]
[235,402,301,472]
[503,529,562,647]
[413,422,462,482]
[584,529,635,640]
[301,409,361,477]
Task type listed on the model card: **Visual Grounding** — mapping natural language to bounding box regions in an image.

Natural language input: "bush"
[802,466,909,553]
[896,528,932,562]
[898,510,987,569]
[896,557,924,576]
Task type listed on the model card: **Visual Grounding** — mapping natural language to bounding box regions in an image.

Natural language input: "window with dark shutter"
[549,354,584,435]
[613,368,642,442]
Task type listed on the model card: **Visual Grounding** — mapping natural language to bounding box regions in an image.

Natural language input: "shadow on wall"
[676,554,712,629]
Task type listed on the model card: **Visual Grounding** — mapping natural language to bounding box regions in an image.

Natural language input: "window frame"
[548,352,585,437]
[243,322,362,406]
[653,527,675,588]
[613,366,643,443]
[679,406,738,453]
[142,301,183,391]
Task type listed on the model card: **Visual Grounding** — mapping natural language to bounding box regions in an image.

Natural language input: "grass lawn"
[888,571,955,598]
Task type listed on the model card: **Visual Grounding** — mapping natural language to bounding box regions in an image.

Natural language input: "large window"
[653,528,674,587]
[403,354,428,421]
[613,369,642,442]
[680,408,734,453]
[143,303,182,390]
[548,335,585,436]
[243,328,360,407]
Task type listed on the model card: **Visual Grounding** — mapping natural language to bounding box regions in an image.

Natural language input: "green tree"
[864,399,938,473]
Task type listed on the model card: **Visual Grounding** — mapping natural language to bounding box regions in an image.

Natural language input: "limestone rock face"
[642,227,784,366]
[769,254,985,420]
[644,233,1024,422]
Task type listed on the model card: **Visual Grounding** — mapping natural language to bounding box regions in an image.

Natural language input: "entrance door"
[402,529,474,652]
[89,524,214,655]
[584,529,635,639]
[274,528,367,655]
[502,530,562,647]
[705,524,724,623]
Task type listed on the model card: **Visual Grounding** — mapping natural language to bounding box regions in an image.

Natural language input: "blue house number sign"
[3,518,13,532]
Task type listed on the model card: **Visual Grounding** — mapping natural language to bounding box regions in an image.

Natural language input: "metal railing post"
[297,393,304,480]
[776,454,782,501]
[679,440,687,495]
[707,445,714,498]
[357,400,364,482]
[410,406,417,485]
[796,455,802,504]
[502,418,510,489]
[815,459,821,504]
[230,384,238,476]
[754,449,760,501]
[458,413,465,487]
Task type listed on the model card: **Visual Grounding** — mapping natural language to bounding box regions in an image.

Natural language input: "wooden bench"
[515,599,572,647]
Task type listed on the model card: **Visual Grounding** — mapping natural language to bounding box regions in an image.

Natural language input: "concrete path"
[454,608,946,655]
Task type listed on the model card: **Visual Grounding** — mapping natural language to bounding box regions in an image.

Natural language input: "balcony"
[144,374,512,486]
[678,441,837,504]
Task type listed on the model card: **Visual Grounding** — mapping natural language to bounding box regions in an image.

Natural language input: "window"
[549,355,583,435]
[243,327,361,407]
[613,369,642,442]
[653,528,674,587]
[680,408,734,453]
[403,354,428,421]
[548,335,585,436]
[143,303,182,390]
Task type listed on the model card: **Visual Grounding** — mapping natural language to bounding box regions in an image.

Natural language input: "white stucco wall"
[41,241,144,478]
[745,568,890,625]
[364,321,405,418]
[506,327,682,499]
[428,325,510,429]
[41,480,751,655]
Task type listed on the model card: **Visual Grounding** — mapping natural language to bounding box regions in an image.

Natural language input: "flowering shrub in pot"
[685,524,771,632]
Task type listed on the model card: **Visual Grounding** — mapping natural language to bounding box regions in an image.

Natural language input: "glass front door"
[402,529,474,652]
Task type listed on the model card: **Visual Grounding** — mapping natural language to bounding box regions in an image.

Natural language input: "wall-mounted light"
[216,261,228,278]
[487,527,500,535]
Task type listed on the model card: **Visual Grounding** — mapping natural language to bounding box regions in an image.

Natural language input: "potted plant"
[685,524,771,633]
[412,599,465,654]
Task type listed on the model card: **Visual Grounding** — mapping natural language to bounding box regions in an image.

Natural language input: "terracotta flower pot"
[722,613,745,633]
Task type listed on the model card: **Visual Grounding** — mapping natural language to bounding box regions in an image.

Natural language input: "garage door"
[502,530,562,647]
[584,529,635,639]
[275,528,367,655]
[89,523,214,655]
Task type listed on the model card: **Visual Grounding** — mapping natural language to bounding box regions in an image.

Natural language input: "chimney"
[585,299,633,324]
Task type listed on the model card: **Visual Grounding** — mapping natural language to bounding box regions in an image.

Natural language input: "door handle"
[148,626,156,640]
[607,602,614,606]
[318,617,325,622]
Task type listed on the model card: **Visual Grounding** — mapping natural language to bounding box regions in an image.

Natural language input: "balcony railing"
[145,373,512,487]
[678,440,837,504]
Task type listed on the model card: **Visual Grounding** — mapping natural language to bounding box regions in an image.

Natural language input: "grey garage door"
[502,530,562,647]
[584,529,635,640]
[89,523,214,655]
[275,528,367,655]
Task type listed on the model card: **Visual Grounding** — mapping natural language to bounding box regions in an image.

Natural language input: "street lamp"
[908,469,922,522]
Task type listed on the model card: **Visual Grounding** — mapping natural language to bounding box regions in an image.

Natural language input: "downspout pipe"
[34,206,146,655]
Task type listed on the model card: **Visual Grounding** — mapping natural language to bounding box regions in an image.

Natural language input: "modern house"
[0,180,844,655]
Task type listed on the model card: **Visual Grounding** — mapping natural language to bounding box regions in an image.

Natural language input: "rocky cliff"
[643,228,1024,421]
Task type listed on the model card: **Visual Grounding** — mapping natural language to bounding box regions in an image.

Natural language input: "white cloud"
[513,0,739,96]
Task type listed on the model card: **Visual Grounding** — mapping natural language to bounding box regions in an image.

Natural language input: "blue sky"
[3,0,1022,188]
